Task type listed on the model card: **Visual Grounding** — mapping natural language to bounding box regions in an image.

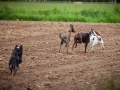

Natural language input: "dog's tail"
[59,33,62,39]
[59,33,64,41]
[59,33,64,45]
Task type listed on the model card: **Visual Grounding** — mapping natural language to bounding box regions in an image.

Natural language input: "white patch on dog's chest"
[17,46,20,49]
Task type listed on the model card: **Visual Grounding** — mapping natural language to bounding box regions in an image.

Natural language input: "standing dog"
[59,24,75,53]
[9,45,23,76]
[72,32,89,53]
[89,30,104,52]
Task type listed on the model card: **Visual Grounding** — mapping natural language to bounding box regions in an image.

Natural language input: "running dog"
[9,45,23,76]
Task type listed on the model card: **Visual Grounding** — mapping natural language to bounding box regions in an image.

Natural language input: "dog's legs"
[13,71,16,76]
[10,69,12,75]
[72,41,78,51]
[78,34,82,43]
[65,39,69,53]
[90,45,94,52]
[59,44,62,53]
[89,36,94,52]
[59,40,63,53]
[90,43,91,49]
[13,66,18,76]
[89,41,95,52]
[100,39,104,50]
[12,69,15,76]
[14,70,17,76]
[89,42,95,52]
[89,40,92,51]
[91,39,98,52]
[66,44,69,53]
[85,43,88,53]
[72,42,76,51]
[75,42,77,48]
[101,42,104,50]
[9,65,13,75]
[90,37,100,52]
[89,39,94,52]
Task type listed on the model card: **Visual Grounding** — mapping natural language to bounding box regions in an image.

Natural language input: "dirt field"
[0,21,120,90]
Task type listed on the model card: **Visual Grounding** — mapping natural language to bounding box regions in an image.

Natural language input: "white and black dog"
[9,45,23,76]
[89,30,104,52]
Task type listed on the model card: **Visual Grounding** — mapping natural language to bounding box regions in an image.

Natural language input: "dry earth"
[0,21,120,90]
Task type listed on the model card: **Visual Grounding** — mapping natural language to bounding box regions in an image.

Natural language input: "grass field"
[0,2,120,23]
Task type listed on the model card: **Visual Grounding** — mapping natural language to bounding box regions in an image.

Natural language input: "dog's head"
[68,24,76,33]
[13,45,23,56]
[89,31,95,36]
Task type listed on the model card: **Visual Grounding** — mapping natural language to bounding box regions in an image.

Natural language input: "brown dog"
[72,32,89,53]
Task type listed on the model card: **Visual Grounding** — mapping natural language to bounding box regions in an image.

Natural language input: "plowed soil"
[0,21,120,90]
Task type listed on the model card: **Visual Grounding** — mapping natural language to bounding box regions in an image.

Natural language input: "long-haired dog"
[89,30,104,52]
[9,45,23,76]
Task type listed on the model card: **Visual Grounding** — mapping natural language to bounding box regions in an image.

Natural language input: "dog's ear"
[13,45,18,50]
[12,45,18,55]
[20,45,23,48]
[15,45,18,48]
[19,45,23,53]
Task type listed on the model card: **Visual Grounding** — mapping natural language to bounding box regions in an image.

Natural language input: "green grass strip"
[0,2,120,23]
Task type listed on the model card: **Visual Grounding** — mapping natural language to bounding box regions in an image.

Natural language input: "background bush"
[0,2,120,23]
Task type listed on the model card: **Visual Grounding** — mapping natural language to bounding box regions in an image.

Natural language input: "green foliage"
[99,76,116,90]
[114,6,120,14]
[0,2,120,23]
[0,6,12,19]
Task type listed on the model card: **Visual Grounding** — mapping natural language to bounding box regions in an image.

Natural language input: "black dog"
[9,45,23,76]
